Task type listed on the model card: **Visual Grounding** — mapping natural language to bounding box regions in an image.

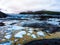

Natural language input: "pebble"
[27,33,31,36]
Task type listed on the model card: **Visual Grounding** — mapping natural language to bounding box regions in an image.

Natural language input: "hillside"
[0,12,8,18]
[20,10,60,15]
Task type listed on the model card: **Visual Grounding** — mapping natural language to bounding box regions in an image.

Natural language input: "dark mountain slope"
[20,10,60,15]
[0,12,8,18]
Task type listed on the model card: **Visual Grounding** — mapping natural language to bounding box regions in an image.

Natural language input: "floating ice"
[5,35,11,39]
[31,34,36,38]
[7,25,25,30]
[37,31,45,36]
[28,30,33,33]
[29,28,33,30]
[27,33,31,36]
[3,20,19,25]
[14,31,26,38]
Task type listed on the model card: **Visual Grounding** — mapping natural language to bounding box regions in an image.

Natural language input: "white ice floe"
[27,33,31,36]
[14,31,26,38]
[37,31,45,36]
[47,18,60,25]
[28,30,33,33]
[14,39,18,42]
[47,21,59,25]
[6,32,12,35]
[31,34,36,38]
[48,18,60,22]
[7,25,25,30]
[5,35,11,39]
[3,20,19,25]
[29,28,33,30]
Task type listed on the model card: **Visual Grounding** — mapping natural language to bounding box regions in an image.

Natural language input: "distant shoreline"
[20,10,60,15]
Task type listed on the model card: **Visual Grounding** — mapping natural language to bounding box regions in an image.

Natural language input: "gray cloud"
[0,0,60,14]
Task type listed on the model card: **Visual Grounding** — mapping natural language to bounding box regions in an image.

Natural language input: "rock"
[0,11,8,18]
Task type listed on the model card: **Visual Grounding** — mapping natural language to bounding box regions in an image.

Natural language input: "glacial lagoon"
[0,14,60,45]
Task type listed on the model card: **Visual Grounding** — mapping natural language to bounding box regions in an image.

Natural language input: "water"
[0,14,60,44]
[0,14,60,30]
[0,41,12,45]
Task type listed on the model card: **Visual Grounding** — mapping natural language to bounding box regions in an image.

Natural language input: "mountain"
[20,10,60,15]
[0,11,8,18]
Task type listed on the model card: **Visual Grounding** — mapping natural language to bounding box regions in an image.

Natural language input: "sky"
[0,0,60,14]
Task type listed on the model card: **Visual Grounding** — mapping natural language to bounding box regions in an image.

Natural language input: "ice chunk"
[28,30,33,33]
[5,35,11,39]
[8,25,25,30]
[29,28,33,30]
[3,20,19,25]
[27,33,31,36]
[31,34,36,38]
[14,31,26,38]
[37,31,45,36]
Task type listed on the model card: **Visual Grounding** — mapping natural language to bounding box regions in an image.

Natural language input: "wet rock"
[0,11,8,18]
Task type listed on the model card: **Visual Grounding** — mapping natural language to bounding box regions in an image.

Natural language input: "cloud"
[0,0,60,14]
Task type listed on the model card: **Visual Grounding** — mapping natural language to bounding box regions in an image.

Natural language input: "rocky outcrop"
[0,12,8,18]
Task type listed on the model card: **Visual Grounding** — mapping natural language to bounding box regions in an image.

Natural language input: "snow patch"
[27,33,31,36]
[7,25,25,30]
[29,28,33,30]
[3,20,19,25]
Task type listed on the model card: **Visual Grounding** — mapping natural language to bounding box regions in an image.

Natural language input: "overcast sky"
[0,0,60,14]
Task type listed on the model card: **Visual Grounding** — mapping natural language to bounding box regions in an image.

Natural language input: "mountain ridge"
[20,10,60,15]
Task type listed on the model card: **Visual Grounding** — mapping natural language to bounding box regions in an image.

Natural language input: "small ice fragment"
[14,31,26,38]
[5,35,11,39]
[37,31,45,36]
[28,30,33,33]
[31,34,36,38]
